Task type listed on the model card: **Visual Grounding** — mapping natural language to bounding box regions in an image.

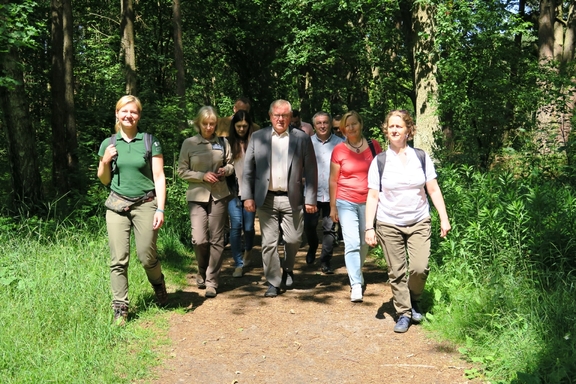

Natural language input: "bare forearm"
[97,160,112,185]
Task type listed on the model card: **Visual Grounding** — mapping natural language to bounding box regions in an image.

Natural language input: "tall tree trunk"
[564,7,576,63]
[539,0,555,62]
[63,0,78,185]
[173,0,186,131]
[121,0,137,95]
[0,48,43,210]
[554,4,565,61]
[51,0,69,194]
[401,0,440,155]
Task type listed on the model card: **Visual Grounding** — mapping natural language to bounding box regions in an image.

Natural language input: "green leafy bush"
[425,164,576,382]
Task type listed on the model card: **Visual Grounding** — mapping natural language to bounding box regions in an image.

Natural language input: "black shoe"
[411,302,424,324]
[264,285,279,297]
[306,252,316,265]
[282,269,294,289]
[321,263,334,274]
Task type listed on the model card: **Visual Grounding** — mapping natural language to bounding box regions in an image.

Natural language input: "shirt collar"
[313,133,334,144]
[271,128,289,138]
[197,133,218,143]
[116,131,144,142]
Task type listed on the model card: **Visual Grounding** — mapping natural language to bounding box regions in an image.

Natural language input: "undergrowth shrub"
[426,164,576,382]
[0,188,191,382]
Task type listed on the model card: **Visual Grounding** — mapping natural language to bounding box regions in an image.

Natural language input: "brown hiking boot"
[112,303,128,326]
[152,274,168,305]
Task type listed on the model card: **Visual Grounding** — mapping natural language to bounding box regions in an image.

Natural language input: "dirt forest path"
[151,220,474,384]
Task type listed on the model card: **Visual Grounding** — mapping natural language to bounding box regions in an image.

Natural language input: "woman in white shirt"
[365,110,451,333]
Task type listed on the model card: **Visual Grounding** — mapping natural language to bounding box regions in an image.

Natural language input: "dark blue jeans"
[303,201,336,264]
[228,196,255,267]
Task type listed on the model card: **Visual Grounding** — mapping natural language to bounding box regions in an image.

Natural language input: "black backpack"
[375,147,427,193]
[110,132,153,175]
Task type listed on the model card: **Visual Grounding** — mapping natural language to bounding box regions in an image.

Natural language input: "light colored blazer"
[241,126,317,210]
[177,134,234,202]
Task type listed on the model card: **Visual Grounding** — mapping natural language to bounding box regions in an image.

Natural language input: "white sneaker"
[232,267,243,278]
[350,284,363,302]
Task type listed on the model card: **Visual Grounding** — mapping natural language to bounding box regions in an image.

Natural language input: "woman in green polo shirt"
[97,95,168,326]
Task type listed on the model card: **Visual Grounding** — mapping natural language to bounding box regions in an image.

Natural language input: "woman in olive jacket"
[178,106,234,298]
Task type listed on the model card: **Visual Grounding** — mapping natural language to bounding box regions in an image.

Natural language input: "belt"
[268,190,288,196]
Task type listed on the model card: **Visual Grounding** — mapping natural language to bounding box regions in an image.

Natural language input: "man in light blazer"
[242,99,318,297]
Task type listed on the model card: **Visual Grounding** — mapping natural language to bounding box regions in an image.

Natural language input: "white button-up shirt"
[311,133,344,202]
[269,129,289,191]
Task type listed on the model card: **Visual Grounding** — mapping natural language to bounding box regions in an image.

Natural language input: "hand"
[329,208,339,223]
[440,219,451,238]
[103,144,117,164]
[244,199,256,212]
[305,204,317,214]
[153,211,164,230]
[365,228,377,247]
[203,171,221,184]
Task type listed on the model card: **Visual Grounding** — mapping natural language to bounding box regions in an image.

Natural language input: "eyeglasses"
[272,113,290,119]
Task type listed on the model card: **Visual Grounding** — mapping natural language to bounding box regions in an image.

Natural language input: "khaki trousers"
[257,193,303,288]
[375,217,431,318]
[106,199,163,305]
[188,198,228,289]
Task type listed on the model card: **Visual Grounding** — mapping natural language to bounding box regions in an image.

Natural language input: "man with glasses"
[303,112,344,274]
[242,99,318,297]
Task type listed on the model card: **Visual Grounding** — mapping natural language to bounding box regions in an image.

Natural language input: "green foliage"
[425,164,576,382]
[433,0,542,169]
[0,0,39,88]
[0,208,193,382]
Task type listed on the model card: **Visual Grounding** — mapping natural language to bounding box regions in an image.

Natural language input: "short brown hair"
[382,110,416,140]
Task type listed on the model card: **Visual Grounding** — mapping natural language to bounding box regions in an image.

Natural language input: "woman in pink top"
[329,111,381,302]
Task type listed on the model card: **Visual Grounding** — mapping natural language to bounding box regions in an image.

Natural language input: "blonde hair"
[340,110,363,135]
[194,106,218,136]
[114,95,142,133]
[382,110,416,140]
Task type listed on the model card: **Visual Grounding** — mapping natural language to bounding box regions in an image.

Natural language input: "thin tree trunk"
[121,0,137,95]
[51,0,69,194]
[63,0,78,181]
[173,0,186,131]
[0,48,43,210]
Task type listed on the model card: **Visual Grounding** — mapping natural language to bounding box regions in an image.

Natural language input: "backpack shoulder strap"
[413,147,428,195]
[144,133,153,162]
[367,139,377,158]
[413,147,426,181]
[143,133,154,176]
[218,136,227,166]
[110,134,118,173]
[376,151,386,192]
